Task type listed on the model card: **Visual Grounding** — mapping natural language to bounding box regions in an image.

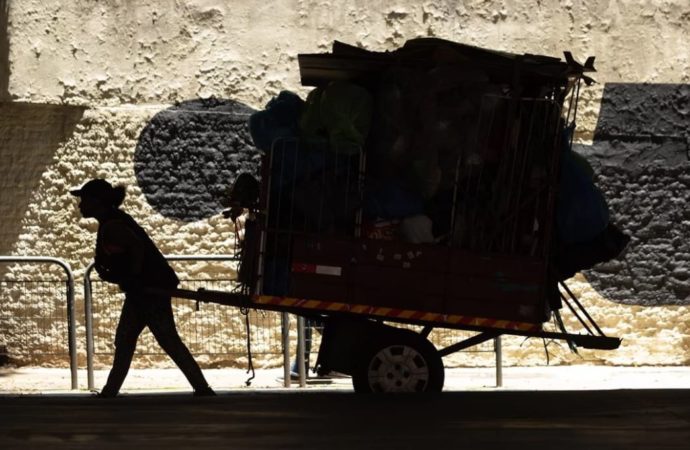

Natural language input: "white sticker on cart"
[315,265,342,276]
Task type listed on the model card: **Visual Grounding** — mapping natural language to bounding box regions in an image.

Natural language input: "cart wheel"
[352,333,444,393]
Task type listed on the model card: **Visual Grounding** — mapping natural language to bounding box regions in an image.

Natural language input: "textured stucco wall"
[2,0,690,368]
[6,1,689,133]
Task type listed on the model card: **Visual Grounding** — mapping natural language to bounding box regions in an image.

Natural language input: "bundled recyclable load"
[243,37,628,291]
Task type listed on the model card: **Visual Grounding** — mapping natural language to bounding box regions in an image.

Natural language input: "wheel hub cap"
[367,344,429,392]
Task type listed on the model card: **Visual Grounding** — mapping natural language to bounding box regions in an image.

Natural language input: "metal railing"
[0,256,78,389]
[0,254,501,391]
[84,254,286,390]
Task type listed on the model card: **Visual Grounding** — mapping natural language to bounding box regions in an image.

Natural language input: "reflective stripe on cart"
[253,295,541,332]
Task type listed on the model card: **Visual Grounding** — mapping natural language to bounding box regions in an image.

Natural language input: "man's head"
[71,179,125,219]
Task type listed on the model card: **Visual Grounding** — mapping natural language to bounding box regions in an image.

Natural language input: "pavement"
[2,365,690,395]
[3,366,690,449]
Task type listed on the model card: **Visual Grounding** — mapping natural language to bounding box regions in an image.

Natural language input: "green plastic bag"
[300,81,373,155]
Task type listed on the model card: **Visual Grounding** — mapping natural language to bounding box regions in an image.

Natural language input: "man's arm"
[100,221,146,290]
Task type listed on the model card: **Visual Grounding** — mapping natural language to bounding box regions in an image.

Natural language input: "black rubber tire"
[352,331,444,393]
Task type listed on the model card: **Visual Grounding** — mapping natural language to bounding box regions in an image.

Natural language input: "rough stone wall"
[1,0,689,368]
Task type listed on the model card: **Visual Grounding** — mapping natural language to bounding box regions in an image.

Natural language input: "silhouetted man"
[72,178,215,397]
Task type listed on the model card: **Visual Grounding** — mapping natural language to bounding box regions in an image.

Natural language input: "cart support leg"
[282,312,291,387]
[495,337,503,387]
[297,316,306,387]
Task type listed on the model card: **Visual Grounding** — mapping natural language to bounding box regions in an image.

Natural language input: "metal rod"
[318,148,327,233]
[269,140,287,294]
[503,100,524,251]
[511,100,542,252]
[560,292,595,336]
[571,79,582,133]
[564,79,577,125]
[288,140,300,234]
[355,149,366,238]
[297,315,306,387]
[258,142,277,296]
[85,262,96,391]
[560,280,605,336]
[495,336,503,387]
[66,265,77,390]
[282,312,291,387]
[0,256,78,390]
[449,152,463,246]
[343,147,352,227]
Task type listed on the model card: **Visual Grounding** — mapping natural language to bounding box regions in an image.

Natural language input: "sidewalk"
[2,365,690,395]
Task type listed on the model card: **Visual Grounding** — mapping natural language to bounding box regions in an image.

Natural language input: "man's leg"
[146,298,213,393]
[101,299,146,397]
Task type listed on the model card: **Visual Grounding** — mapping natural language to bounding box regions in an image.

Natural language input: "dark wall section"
[0,0,9,100]
[576,83,690,306]
[134,98,260,222]
[0,103,85,256]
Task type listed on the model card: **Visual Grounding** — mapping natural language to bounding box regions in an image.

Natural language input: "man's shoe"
[324,370,349,379]
[193,386,216,397]
[96,389,117,398]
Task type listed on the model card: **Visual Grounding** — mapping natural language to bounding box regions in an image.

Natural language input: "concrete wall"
[1,0,689,368]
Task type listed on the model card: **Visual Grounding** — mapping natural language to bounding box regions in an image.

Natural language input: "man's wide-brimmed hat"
[70,178,115,200]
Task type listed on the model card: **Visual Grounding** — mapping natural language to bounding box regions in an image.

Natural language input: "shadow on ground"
[1,390,689,449]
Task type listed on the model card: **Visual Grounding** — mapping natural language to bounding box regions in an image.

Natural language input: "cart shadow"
[576,83,690,306]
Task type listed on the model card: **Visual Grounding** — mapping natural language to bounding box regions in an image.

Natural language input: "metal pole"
[84,262,96,391]
[0,256,78,390]
[282,312,291,387]
[66,266,78,390]
[297,316,306,387]
[495,336,503,388]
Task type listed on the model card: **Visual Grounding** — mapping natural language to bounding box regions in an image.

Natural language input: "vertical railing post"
[296,316,306,387]
[65,264,78,390]
[282,312,291,387]
[495,336,503,387]
[84,262,96,391]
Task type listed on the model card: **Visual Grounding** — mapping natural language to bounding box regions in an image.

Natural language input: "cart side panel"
[352,265,447,312]
[446,250,547,323]
[288,235,547,324]
[353,238,447,310]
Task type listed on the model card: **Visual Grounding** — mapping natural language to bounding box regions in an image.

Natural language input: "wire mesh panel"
[451,96,561,257]
[88,259,285,366]
[0,263,71,366]
[260,140,364,298]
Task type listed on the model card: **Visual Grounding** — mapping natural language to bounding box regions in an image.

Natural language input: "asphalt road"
[2,389,690,449]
